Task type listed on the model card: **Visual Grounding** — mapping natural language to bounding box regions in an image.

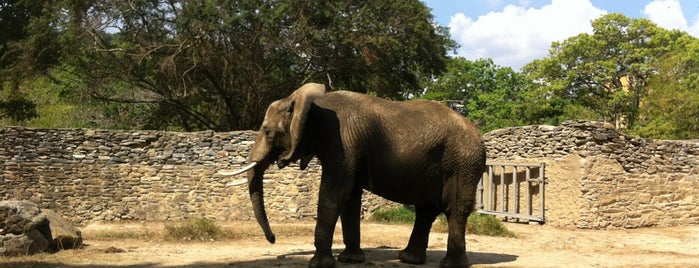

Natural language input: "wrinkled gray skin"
[245,83,486,268]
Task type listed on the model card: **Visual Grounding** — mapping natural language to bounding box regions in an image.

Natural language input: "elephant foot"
[337,248,365,263]
[439,253,469,268]
[398,248,427,264]
[309,253,336,268]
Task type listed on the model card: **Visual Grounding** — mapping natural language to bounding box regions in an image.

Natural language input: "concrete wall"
[484,120,699,228]
[2,120,697,228]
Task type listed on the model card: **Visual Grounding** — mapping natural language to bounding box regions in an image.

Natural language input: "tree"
[633,30,699,139]
[522,14,660,130]
[64,0,454,130]
[422,58,526,132]
[0,0,50,122]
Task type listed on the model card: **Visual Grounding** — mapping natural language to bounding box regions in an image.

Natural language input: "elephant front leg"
[310,181,343,268]
[337,188,365,263]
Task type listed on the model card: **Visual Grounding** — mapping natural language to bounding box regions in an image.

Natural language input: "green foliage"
[1,0,454,131]
[0,65,149,129]
[421,58,527,132]
[521,14,662,130]
[0,98,37,123]
[371,206,416,224]
[0,0,64,96]
[464,213,517,238]
[164,218,223,241]
[631,33,699,139]
[432,214,516,238]
[516,13,699,138]
[58,0,453,131]
[11,68,88,128]
[371,207,516,238]
[3,4,697,139]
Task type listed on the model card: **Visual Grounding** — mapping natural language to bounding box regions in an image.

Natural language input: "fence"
[477,162,546,223]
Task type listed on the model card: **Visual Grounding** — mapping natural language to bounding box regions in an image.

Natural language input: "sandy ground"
[2,221,699,268]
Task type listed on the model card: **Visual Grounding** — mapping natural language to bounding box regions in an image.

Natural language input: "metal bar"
[526,167,532,217]
[477,176,484,210]
[489,165,494,211]
[477,210,544,222]
[486,162,542,167]
[513,166,519,218]
[539,163,546,222]
[500,165,506,216]
[481,162,546,224]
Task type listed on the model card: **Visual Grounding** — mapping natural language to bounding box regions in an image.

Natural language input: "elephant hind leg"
[338,187,365,263]
[440,206,472,268]
[399,204,440,264]
[440,186,475,267]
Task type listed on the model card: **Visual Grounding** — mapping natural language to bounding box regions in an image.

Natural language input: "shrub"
[371,207,516,238]
[164,218,222,241]
[371,206,415,224]
[465,213,517,238]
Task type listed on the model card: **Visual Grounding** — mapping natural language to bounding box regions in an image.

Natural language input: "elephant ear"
[280,83,325,164]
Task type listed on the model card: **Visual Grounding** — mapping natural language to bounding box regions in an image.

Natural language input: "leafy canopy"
[421,13,698,139]
[1,0,454,130]
[421,58,527,132]
[518,13,698,138]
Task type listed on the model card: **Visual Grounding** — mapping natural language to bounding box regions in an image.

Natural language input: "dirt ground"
[2,221,699,268]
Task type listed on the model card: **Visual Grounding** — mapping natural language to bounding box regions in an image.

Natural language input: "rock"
[0,200,82,256]
[646,165,658,174]
[0,231,49,256]
[0,200,46,235]
[593,133,608,142]
[42,209,83,250]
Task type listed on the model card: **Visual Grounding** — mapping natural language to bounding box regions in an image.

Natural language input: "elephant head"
[228,83,325,244]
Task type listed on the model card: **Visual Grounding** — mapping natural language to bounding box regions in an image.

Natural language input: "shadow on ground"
[2,247,516,268]
[266,247,518,267]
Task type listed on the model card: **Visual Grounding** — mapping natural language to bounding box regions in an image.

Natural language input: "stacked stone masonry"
[1,120,697,229]
[0,127,396,225]
[484,120,698,228]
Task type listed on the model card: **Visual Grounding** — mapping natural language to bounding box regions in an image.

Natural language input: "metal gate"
[476,162,546,223]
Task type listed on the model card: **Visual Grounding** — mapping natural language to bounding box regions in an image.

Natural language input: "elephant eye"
[264,128,272,138]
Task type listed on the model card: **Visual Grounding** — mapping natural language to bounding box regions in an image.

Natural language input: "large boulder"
[0,200,82,256]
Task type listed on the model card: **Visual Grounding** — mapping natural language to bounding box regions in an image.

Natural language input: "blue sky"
[422,0,699,70]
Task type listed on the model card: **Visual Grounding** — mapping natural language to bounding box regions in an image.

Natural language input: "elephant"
[228,83,486,268]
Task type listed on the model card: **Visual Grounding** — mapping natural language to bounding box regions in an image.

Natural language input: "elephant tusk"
[226,178,272,187]
[226,179,248,186]
[217,162,258,176]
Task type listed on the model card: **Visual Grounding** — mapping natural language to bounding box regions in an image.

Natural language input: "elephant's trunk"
[248,167,276,244]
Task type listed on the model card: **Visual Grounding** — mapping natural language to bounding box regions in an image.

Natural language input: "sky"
[422,0,699,70]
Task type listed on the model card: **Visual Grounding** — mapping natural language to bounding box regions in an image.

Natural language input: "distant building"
[441,100,465,115]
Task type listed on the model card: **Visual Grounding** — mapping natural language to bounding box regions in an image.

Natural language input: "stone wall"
[0,127,396,225]
[1,120,697,229]
[484,120,699,228]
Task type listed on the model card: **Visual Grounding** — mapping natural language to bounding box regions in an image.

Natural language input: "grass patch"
[371,207,516,238]
[164,218,223,241]
[371,206,415,224]
[84,220,315,242]
[86,223,158,241]
[465,213,517,238]
[90,230,155,240]
[162,218,316,241]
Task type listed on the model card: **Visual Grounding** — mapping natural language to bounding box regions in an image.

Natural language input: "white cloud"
[644,0,687,30]
[643,0,699,37]
[449,0,606,70]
